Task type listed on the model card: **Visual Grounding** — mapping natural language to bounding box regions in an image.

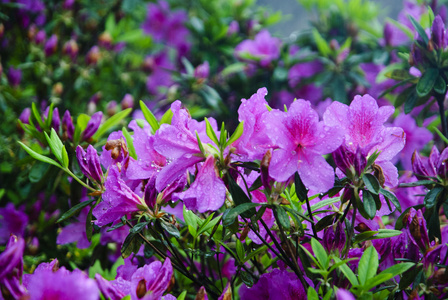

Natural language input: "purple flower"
[431,15,446,50]
[93,166,146,226]
[144,51,175,95]
[336,289,356,300]
[7,67,22,87]
[323,94,405,187]
[267,99,343,193]
[239,268,306,299]
[227,20,239,36]
[26,267,99,300]
[235,30,281,67]
[194,61,210,80]
[82,111,103,141]
[62,110,75,140]
[63,39,79,60]
[232,87,274,161]
[19,108,31,124]
[393,171,425,211]
[391,113,432,170]
[0,236,26,299]
[404,208,430,253]
[86,46,101,65]
[333,146,366,179]
[107,101,118,116]
[44,34,58,57]
[56,207,91,249]
[323,222,346,254]
[76,145,103,182]
[174,156,226,213]
[412,146,448,180]
[95,274,129,300]
[121,94,134,110]
[130,258,173,300]
[34,29,46,44]
[288,60,323,88]
[0,204,28,244]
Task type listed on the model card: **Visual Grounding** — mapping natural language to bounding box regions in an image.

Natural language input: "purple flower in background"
[323,222,346,254]
[235,30,281,67]
[34,29,46,44]
[393,171,425,211]
[145,51,175,95]
[174,156,225,213]
[227,20,239,36]
[86,46,101,65]
[17,0,46,27]
[63,39,79,61]
[323,94,405,187]
[107,100,118,116]
[93,166,146,226]
[7,67,22,87]
[267,99,343,193]
[336,289,356,300]
[95,274,129,300]
[239,268,306,299]
[403,208,430,253]
[62,110,75,140]
[431,15,447,50]
[0,204,28,244]
[130,258,173,300]
[288,60,323,88]
[194,61,210,80]
[26,267,99,300]
[57,207,91,249]
[19,108,31,124]
[44,34,58,57]
[391,113,432,170]
[82,111,103,141]
[142,0,191,56]
[121,94,134,110]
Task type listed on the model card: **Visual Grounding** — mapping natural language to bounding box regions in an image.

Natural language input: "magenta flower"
[391,113,432,170]
[194,61,210,80]
[0,236,26,299]
[82,111,103,141]
[0,203,28,244]
[288,60,323,88]
[323,94,405,187]
[57,207,91,249]
[76,145,103,182]
[232,87,274,161]
[144,51,175,95]
[130,258,173,300]
[239,268,306,299]
[26,267,99,300]
[121,94,134,110]
[62,110,75,140]
[7,66,22,87]
[267,99,343,193]
[93,166,146,226]
[44,34,58,57]
[174,156,226,213]
[235,30,281,67]
[412,146,448,181]
[431,15,447,50]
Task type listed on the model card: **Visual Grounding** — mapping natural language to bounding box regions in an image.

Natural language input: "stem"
[65,168,96,191]
[154,221,188,273]
[436,93,448,145]
[305,195,318,238]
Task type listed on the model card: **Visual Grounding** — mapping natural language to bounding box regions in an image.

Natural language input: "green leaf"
[139,100,159,133]
[74,114,91,143]
[294,172,308,202]
[177,291,187,300]
[364,262,414,291]
[416,68,438,97]
[130,221,148,234]
[122,127,137,160]
[310,197,340,211]
[31,102,45,129]
[57,199,95,223]
[404,89,418,114]
[307,286,319,300]
[311,238,329,269]
[236,239,244,261]
[226,173,255,216]
[409,15,429,46]
[363,174,380,195]
[121,232,141,258]
[434,76,447,95]
[225,121,244,148]
[240,270,254,287]
[424,186,443,209]
[398,180,435,187]
[275,206,290,230]
[379,188,401,212]
[358,246,379,285]
[363,190,377,219]
[242,245,268,263]
[183,206,198,229]
[312,28,331,56]
[195,131,206,155]
[366,150,381,168]
[205,117,219,146]
[18,142,61,168]
[222,203,260,227]
[354,229,402,244]
[334,256,359,286]
[160,221,180,238]
[160,108,173,125]
[92,108,132,140]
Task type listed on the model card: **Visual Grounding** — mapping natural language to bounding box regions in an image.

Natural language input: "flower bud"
[404,208,430,253]
[63,0,75,10]
[194,61,209,80]
[44,34,58,57]
[19,108,31,124]
[86,46,100,65]
[121,94,134,110]
[35,30,46,45]
[63,39,79,60]
[7,67,22,87]
[0,23,4,40]
[142,56,155,73]
[62,110,74,140]
[76,145,103,182]
[227,20,239,36]
[52,82,63,96]
[99,32,112,49]
[144,176,157,209]
[106,100,117,116]
[82,111,103,141]
[51,107,61,132]
[431,15,446,50]
[323,222,346,254]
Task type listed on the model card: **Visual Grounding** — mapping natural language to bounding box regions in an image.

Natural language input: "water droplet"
[291,151,296,155]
